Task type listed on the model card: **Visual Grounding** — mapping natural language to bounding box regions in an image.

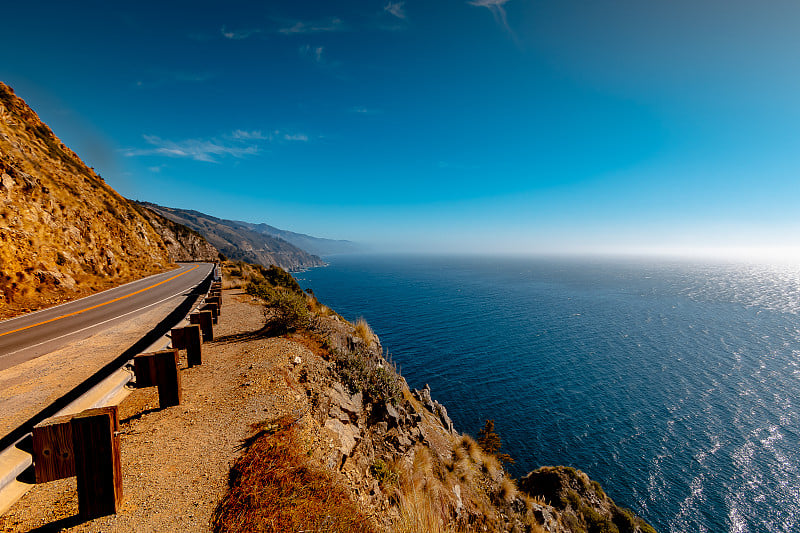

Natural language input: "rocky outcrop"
[133,203,220,262]
[136,201,325,271]
[0,82,173,318]
[519,466,657,533]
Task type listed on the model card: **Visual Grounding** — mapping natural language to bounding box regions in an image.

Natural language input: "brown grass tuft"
[211,416,376,533]
[498,477,517,503]
[481,453,501,479]
[460,435,484,465]
[394,447,458,533]
[354,316,374,344]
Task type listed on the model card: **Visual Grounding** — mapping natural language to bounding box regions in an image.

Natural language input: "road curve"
[0,263,214,371]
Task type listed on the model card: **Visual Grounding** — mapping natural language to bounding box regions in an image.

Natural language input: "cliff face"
[137,202,326,271]
[0,82,173,318]
[133,203,220,263]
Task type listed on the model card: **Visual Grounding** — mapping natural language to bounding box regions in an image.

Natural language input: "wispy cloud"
[221,26,262,40]
[384,2,406,20]
[350,106,382,115]
[122,129,310,162]
[279,17,345,35]
[123,135,259,163]
[469,0,517,41]
[299,44,325,63]
[232,129,310,142]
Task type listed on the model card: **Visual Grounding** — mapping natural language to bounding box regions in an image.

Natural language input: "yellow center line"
[0,265,201,339]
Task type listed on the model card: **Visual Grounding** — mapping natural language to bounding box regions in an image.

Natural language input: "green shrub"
[370,459,399,488]
[246,283,310,334]
[582,505,619,533]
[335,350,400,405]
[611,507,636,533]
[260,265,302,293]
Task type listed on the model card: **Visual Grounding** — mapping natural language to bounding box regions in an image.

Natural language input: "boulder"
[324,418,361,457]
[327,383,363,420]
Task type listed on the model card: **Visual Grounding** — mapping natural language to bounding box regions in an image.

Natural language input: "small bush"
[335,349,401,405]
[261,264,303,292]
[246,283,310,334]
[477,419,514,465]
[354,317,374,344]
[498,477,517,503]
[371,459,399,488]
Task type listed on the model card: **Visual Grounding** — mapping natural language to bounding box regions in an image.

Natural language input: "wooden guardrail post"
[71,406,122,519]
[206,295,222,313]
[190,310,214,342]
[184,324,202,366]
[201,302,219,324]
[32,414,75,483]
[172,325,202,366]
[133,349,182,408]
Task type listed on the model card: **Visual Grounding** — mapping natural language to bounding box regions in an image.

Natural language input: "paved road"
[0,263,214,371]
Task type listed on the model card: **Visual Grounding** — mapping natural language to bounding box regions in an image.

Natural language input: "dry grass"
[394,447,459,533]
[461,435,484,465]
[481,453,501,479]
[211,416,376,533]
[354,316,374,344]
[498,477,517,503]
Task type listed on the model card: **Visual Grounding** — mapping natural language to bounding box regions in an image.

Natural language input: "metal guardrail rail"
[0,265,219,516]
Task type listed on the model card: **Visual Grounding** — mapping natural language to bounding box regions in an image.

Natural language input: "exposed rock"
[413,383,456,434]
[518,466,656,533]
[327,382,363,419]
[324,418,361,457]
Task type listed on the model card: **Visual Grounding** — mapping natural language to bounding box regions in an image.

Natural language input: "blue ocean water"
[298,254,800,533]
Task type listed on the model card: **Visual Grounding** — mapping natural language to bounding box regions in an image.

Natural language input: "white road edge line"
[0,287,196,362]
[0,264,199,327]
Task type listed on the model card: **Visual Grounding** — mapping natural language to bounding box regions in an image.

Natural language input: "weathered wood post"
[206,295,222,314]
[201,302,219,324]
[183,324,202,366]
[190,310,214,342]
[32,414,75,483]
[71,406,123,519]
[133,349,182,408]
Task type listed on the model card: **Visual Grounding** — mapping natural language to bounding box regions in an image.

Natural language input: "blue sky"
[2,1,800,258]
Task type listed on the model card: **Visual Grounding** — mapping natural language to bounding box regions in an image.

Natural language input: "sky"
[2,0,800,258]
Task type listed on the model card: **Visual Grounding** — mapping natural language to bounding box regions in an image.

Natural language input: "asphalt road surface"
[0,263,214,372]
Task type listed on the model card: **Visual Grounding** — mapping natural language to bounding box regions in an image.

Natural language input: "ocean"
[297,254,800,533]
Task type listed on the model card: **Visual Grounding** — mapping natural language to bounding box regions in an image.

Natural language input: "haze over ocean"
[300,254,800,533]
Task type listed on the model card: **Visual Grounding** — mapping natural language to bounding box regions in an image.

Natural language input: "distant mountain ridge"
[234,221,359,257]
[136,202,326,271]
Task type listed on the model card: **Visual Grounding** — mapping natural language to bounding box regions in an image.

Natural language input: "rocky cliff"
[132,203,220,263]
[136,202,326,271]
[0,82,173,318]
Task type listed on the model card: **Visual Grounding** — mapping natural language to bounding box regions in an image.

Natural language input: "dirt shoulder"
[0,289,305,532]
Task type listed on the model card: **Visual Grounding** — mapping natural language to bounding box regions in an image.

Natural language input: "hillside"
[136,202,326,271]
[0,82,175,318]
[132,203,220,263]
[235,220,359,256]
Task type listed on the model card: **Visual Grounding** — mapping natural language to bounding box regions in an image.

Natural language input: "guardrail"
[0,268,222,517]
